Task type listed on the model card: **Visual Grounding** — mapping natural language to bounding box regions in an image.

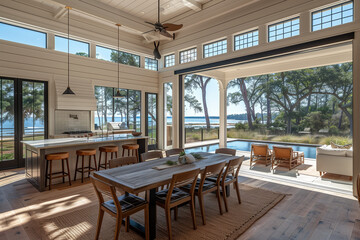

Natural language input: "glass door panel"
[0,79,15,163]
[164,83,173,148]
[146,93,158,150]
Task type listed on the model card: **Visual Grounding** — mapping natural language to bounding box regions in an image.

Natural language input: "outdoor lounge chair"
[272,146,302,170]
[250,143,272,167]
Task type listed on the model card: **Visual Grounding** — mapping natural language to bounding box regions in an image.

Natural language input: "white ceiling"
[97,0,212,23]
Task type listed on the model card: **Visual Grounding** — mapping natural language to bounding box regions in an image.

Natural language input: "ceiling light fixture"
[113,23,124,98]
[63,6,75,95]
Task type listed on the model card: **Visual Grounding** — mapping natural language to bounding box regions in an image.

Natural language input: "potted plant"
[178,151,186,165]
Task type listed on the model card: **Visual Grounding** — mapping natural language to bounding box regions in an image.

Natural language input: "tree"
[185,75,212,129]
[110,50,139,67]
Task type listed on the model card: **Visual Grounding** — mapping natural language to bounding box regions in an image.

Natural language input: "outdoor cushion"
[102,194,147,214]
[181,179,216,192]
[156,187,190,203]
[346,148,353,157]
[316,145,347,156]
[206,175,234,183]
[330,142,352,149]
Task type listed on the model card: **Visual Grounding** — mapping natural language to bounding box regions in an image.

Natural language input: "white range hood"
[55,76,97,111]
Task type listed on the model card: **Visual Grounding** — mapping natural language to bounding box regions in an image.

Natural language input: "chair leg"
[81,155,85,183]
[45,159,49,187]
[61,159,65,183]
[125,216,130,232]
[111,152,114,160]
[74,155,79,181]
[122,148,125,157]
[88,155,91,178]
[174,206,178,221]
[216,187,223,215]
[190,197,197,230]
[98,152,102,171]
[114,216,122,240]
[165,207,172,240]
[115,151,118,158]
[234,181,241,204]
[66,158,71,186]
[93,154,98,172]
[198,194,206,225]
[104,153,108,170]
[222,183,229,212]
[49,160,53,190]
[144,205,149,240]
[95,208,104,240]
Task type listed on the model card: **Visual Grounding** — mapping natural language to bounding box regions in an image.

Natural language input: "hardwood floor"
[0,168,359,240]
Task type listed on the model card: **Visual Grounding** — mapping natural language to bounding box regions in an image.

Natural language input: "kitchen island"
[22,135,148,191]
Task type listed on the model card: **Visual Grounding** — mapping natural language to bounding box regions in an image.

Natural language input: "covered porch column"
[219,79,227,148]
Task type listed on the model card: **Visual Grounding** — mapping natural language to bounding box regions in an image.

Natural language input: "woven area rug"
[40,184,286,240]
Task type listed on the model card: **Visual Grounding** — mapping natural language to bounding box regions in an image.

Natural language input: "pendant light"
[63,6,75,95]
[113,23,124,98]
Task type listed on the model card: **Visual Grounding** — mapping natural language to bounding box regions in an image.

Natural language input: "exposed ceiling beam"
[182,0,202,12]
[53,6,67,19]
[43,0,151,34]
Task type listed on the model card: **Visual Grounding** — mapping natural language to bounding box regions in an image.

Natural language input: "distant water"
[1,118,44,136]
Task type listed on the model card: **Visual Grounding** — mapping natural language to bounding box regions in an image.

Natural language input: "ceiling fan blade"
[163,23,183,31]
[160,29,173,38]
[142,29,156,35]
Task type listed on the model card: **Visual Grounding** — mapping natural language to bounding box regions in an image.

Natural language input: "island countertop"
[22,134,149,150]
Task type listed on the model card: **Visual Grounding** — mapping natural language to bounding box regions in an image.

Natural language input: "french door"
[0,77,48,170]
[145,92,158,150]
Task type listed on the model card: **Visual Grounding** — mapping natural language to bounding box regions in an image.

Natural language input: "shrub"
[235,122,248,130]
[328,125,339,135]
[319,136,352,145]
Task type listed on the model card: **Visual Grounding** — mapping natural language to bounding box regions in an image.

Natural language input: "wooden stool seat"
[99,146,119,152]
[46,152,69,161]
[75,149,97,183]
[122,144,139,162]
[98,145,118,170]
[45,152,71,190]
[76,149,97,156]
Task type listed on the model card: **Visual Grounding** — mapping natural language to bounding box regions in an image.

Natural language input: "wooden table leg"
[149,188,157,240]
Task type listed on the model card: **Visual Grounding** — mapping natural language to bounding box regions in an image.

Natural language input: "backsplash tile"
[55,110,91,134]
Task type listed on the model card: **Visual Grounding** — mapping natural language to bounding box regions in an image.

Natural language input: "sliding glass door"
[145,93,158,150]
[0,77,47,170]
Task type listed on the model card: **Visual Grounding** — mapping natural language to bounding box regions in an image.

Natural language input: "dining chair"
[215,148,236,156]
[272,146,300,170]
[91,175,149,240]
[109,156,138,169]
[165,148,185,157]
[250,143,272,167]
[141,150,163,162]
[155,168,200,240]
[181,161,226,225]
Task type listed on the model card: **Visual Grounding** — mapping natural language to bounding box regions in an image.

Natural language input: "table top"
[93,152,244,194]
[21,134,148,150]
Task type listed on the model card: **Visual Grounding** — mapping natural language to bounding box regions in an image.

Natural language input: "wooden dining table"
[93,152,244,240]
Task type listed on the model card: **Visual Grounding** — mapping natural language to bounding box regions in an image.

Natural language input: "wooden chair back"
[273,146,293,160]
[109,156,137,169]
[166,168,200,204]
[200,161,226,189]
[90,175,122,215]
[165,148,185,157]
[252,144,269,156]
[141,151,163,161]
[223,157,243,179]
[215,148,236,156]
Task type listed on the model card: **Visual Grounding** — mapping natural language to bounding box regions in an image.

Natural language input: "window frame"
[144,57,158,71]
[95,45,141,67]
[164,54,175,68]
[203,38,227,58]
[268,17,300,43]
[234,29,259,51]
[311,1,353,32]
[54,35,90,57]
[179,47,197,64]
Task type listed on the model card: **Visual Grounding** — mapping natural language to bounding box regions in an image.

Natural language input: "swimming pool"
[186,140,318,159]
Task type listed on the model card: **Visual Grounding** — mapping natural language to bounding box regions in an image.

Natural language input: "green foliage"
[319,136,352,145]
[110,50,140,67]
[235,122,248,130]
[300,111,326,133]
[329,126,339,135]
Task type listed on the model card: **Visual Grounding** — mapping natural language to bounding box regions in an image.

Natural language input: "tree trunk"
[341,107,353,136]
[266,75,272,127]
[287,113,292,134]
[238,78,253,129]
[200,78,211,129]
[306,94,311,113]
[338,110,343,129]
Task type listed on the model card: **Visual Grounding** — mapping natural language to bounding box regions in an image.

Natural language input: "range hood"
[55,76,97,111]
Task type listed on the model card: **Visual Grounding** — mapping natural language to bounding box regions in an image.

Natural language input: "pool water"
[186,140,317,159]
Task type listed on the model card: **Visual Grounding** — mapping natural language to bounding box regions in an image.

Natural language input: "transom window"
[145,57,158,71]
[180,48,197,64]
[0,22,46,48]
[96,45,140,67]
[55,36,89,57]
[164,54,175,67]
[268,17,300,42]
[234,30,259,50]
[203,39,227,58]
[312,1,353,31]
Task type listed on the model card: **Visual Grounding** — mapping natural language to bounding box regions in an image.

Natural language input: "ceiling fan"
[143,0,183,40]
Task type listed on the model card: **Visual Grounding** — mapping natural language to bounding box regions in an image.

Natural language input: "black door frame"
[0,77,48,170]
[145,92,158,150]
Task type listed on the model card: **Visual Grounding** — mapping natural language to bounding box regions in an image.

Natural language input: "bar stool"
[98,145,118,170]
[74,149,97,183]
[45,152,71,190]
[122,144,139,162]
